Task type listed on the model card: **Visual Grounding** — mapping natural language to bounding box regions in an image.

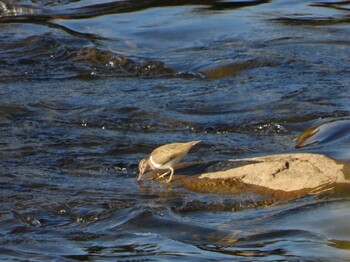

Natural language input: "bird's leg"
[155,168,175,183]
[155,169,170,180]
[166,168,174,183]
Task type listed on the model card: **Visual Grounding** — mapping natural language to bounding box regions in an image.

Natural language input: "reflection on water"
[0,0,350,260]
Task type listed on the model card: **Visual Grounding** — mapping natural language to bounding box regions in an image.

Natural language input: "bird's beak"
[137,171,144,181]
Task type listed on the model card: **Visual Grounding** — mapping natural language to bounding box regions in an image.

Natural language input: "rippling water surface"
[1,0,350,260]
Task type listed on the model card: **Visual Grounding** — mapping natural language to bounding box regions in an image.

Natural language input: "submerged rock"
[142,153,350,196]
[73,46,175,77]
[200,59,279,79]
[294,119,350,148]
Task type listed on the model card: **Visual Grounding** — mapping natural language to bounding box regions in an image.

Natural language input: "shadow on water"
[0,0,280,82]
[0,0,271,22]
[273,0,350,25]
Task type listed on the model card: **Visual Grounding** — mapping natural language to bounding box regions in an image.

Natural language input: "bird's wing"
[151,141,199,165]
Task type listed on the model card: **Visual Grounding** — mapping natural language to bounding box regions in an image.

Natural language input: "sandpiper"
[137,141,201,183]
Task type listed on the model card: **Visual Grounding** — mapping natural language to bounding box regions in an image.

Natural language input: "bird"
[137,141,201,183]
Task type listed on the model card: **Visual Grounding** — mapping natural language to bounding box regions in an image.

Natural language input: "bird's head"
[137,158,151,181]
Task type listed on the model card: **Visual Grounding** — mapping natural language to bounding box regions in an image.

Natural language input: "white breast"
[150,155,182,170]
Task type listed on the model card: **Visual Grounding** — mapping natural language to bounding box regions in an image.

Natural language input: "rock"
[198,153,349,192]
[142,153,350,195]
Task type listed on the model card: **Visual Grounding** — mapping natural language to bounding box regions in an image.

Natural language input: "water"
[1,0,350,260]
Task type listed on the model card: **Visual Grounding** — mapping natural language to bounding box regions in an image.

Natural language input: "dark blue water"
[1,0,350,260]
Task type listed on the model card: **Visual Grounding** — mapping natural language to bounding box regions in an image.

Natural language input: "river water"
[1,0,350,260]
